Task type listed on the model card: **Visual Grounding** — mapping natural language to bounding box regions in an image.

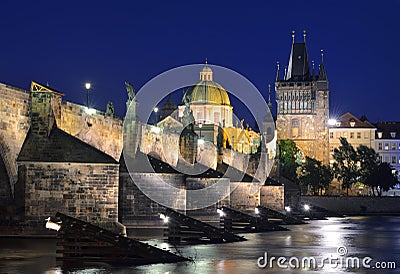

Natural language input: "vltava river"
[1,216,399,273]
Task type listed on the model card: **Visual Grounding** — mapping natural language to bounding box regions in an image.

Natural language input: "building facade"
[275,33,330,164]
[374,122,400,179]
[328,113,376,164]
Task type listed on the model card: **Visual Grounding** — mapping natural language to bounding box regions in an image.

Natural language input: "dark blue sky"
[1,0,399,123]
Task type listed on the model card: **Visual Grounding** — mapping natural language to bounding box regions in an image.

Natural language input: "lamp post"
[199,123,202,139]
[154,107,159,124]
[85,82,91,108]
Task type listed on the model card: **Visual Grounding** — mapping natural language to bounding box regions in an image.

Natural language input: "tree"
[278,140,300,183]
[357,145,380,184]
[332,137,360,195]
[299,156,333,195]
[365,162,399,196]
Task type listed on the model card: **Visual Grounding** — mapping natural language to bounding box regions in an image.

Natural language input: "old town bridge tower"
[275,31,329,164]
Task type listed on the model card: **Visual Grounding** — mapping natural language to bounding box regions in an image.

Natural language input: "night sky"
[1,0,399,123]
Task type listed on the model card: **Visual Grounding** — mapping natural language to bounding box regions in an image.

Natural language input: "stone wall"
[16,162,119,227]
[260,185,284,212]
[119,172,186,225]
[59,101,123,160]
[0,83,30,196]
[301,196,400,215]
[229,182,260,210]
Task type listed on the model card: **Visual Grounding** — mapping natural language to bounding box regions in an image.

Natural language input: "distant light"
[85,82,91,90]
[84,107,96,115]
[285,206,291,212]
[198,139,205,145]
[217,208,225,217]
[154,107,159,113]
[151,126,161,134]
[255,207,260,214]
[328,119,337,126]
[199,123,202,129]
[304,204,310,211]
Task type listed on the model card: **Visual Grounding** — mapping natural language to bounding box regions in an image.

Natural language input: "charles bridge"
[0,81,283,229]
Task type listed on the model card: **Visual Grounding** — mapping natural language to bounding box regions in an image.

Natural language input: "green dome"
[183,80,231,106]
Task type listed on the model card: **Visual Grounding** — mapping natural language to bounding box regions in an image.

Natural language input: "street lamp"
[199,123,202,138]
[85,82,91,108]
[154,107,159,124]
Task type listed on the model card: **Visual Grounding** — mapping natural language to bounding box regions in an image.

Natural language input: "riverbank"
[301,196,400,215]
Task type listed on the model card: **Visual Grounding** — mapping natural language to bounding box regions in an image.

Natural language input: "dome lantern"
[200,59,213,81]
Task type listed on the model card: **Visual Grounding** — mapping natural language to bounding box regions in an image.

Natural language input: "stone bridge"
[0,81,276,216]
[0,82,123,204]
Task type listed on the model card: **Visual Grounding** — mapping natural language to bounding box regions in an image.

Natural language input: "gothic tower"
[275,31,329,164]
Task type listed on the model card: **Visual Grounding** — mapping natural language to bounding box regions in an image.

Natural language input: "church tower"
[275,31,329,164]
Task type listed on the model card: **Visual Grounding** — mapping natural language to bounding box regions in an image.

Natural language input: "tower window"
[291,118,300,138]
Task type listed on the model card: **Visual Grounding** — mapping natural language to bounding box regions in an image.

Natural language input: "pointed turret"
[267,84,273,110]
[318,49,328,81]
[275,62,280,81]
[285,31,311,81]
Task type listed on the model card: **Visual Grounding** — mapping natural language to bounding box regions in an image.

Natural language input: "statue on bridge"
[106,101,114,116]
[125,81,136,111]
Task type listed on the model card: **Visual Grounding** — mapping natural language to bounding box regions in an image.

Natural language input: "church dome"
[182,64,231,106]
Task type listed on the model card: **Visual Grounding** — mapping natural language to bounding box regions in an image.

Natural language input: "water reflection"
[1,216,399,273]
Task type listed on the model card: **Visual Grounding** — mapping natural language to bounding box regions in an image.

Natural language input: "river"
[1,216,399,273]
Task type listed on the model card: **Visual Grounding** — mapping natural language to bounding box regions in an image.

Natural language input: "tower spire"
[321,49,324,63]
[303,30,307,42]
[312,60,315,79]
[285,30,310,81]
[291,30,295,43]
[275,61,280,81]
[318,49,327,81]
[267,84,272,110]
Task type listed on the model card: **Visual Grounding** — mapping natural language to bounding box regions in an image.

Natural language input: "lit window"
[391,132,396,138]
[385,143,389,150]
[392,143,397,150]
